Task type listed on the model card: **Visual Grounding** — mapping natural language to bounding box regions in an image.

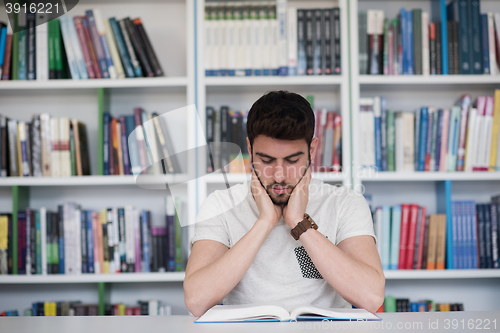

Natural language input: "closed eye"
[286,159,299,164]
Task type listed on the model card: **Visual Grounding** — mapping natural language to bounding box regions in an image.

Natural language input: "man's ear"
[246,137,252,156]
[309,137,319,164]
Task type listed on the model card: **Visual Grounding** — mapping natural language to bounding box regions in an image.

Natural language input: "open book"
[194,303,382,323]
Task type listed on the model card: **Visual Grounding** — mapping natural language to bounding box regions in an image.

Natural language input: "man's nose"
[273,163,286,183]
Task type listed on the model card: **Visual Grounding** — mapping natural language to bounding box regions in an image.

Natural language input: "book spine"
[81,16,101,79]
[86,10,109,78]
[399,204,410,269]
[119,116,131,175]
[35,16,48,81]
[26,13,36,80]
[469,0,482,74]
[104,19,125,79]
[422,12,430,75]
[86,211,94,273]
[332,8,341,74]
[73,16,96,79]
[456,95,471,171]
[92,9,116,79]
[480,14,490,74]
[2,33,12,80]
[109,18,134,78]
[59,17,80,80]
[118,19,142,77]
[57,206,64,274]
[141,210,150,272]
[124,18,153,77]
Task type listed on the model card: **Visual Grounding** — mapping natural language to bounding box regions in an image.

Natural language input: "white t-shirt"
[190,178,376,312]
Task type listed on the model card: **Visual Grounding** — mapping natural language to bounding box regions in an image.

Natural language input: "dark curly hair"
[246,90,315,148]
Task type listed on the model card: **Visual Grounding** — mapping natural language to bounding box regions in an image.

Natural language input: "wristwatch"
[290,213,318,240]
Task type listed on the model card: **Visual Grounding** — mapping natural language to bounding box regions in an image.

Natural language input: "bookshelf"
[0,0,195,316]
[2,0,500,317]
[350,0,500,311]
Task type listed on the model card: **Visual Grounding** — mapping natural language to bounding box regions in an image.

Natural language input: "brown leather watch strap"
[290,213,318,240]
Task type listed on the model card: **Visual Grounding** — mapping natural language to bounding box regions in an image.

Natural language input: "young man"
[184,91,384,317]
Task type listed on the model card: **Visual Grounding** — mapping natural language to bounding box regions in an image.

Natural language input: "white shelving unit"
[350,0,500,311]
[2,0,500,316]
[0,0,195,315]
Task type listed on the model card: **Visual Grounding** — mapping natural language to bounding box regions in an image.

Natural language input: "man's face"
[248,135,316,206]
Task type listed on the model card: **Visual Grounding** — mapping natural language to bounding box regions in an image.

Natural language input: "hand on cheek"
[283,166,311,229]
[251,169,283,228]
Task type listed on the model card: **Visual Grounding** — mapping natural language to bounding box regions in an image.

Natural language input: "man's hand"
[250,169,283,227]
[283,165,311,229]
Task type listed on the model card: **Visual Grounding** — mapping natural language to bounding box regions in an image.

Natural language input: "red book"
[2,34,12,80]
[82,16,102,79]
[125,307,134,316]
[405,204,420,269]
[74,16,97,79]
[398,204,411,269]
[416,206,427,269]
[132,307,142,316]
[332,114,342,172]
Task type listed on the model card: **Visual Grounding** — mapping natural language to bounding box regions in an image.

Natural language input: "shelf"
[205,75,344,87]
[0,77,188,90]
[358,75,500,85]
[358,171,500,182]
[384,269,500,279]
[202,172,347,184]
[0,175,190,187]
[0,272,185,284]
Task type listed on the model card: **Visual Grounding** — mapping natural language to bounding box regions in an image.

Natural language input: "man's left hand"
[283,165,311,229]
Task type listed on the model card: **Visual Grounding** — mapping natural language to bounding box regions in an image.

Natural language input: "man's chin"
[269,194,290,206]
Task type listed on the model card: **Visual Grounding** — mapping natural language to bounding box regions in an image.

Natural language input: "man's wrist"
[254,218,276,233]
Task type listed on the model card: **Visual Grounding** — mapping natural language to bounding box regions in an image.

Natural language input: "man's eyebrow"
[255,151,304,160]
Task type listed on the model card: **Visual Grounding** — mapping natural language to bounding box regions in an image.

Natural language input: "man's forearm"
[184,218,274,317]
[299,230,385,312]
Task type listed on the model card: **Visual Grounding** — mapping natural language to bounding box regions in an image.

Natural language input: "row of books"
[204,2,341,77]
[0,9,163,81]
[103,108,180,177]
[359,91,500,172]
[0,196,187,275]
[359,4,500,75]
[372,196,500,270]
[378,296,463,313]
[0,114,90,177]
[1,299,172,316]
[312,109,342,172]
[205,106,250,173]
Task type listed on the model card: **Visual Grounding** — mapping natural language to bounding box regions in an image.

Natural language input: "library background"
[0,0,499,317]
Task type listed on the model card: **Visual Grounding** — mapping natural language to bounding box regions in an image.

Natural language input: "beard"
[266,183,294,206]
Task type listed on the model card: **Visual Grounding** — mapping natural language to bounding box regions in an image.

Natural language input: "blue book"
[447,106,461,171]
[468,201,478,269]
[389,205,402,270]
[35,211,42,275]
[31,302,37,316]
[381,206,391,270]
[81,210,88,273]
[406,10,414,75]
[119,116,131,175]
[58,206,65,274]
[381,97,387,172]
[434,109,443,171]
[125,115,141,176]
[86,210,95,274]
[166,211,175,271]
[410,302,418,312]
[461,201,470,269]
[109,17,135,78]
[374,97,382,172]
[400,8,407,74]
[477,204,486,268]
[431,0,449,74]
[484,204,493,268]
[103,113,111,175]
[452,201,459,269]
[418,107,428,171]
[0,26,7,73]
[141,210,150,272]
[480,14,490,74]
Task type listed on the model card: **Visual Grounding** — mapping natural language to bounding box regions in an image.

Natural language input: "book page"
[195,303,291,322]
[290,306,381,321]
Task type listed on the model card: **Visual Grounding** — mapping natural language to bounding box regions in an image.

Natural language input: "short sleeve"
[335,190,376,246]
[190,192,231,251]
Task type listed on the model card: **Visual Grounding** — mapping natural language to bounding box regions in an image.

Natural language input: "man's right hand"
[250,169,282,228]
